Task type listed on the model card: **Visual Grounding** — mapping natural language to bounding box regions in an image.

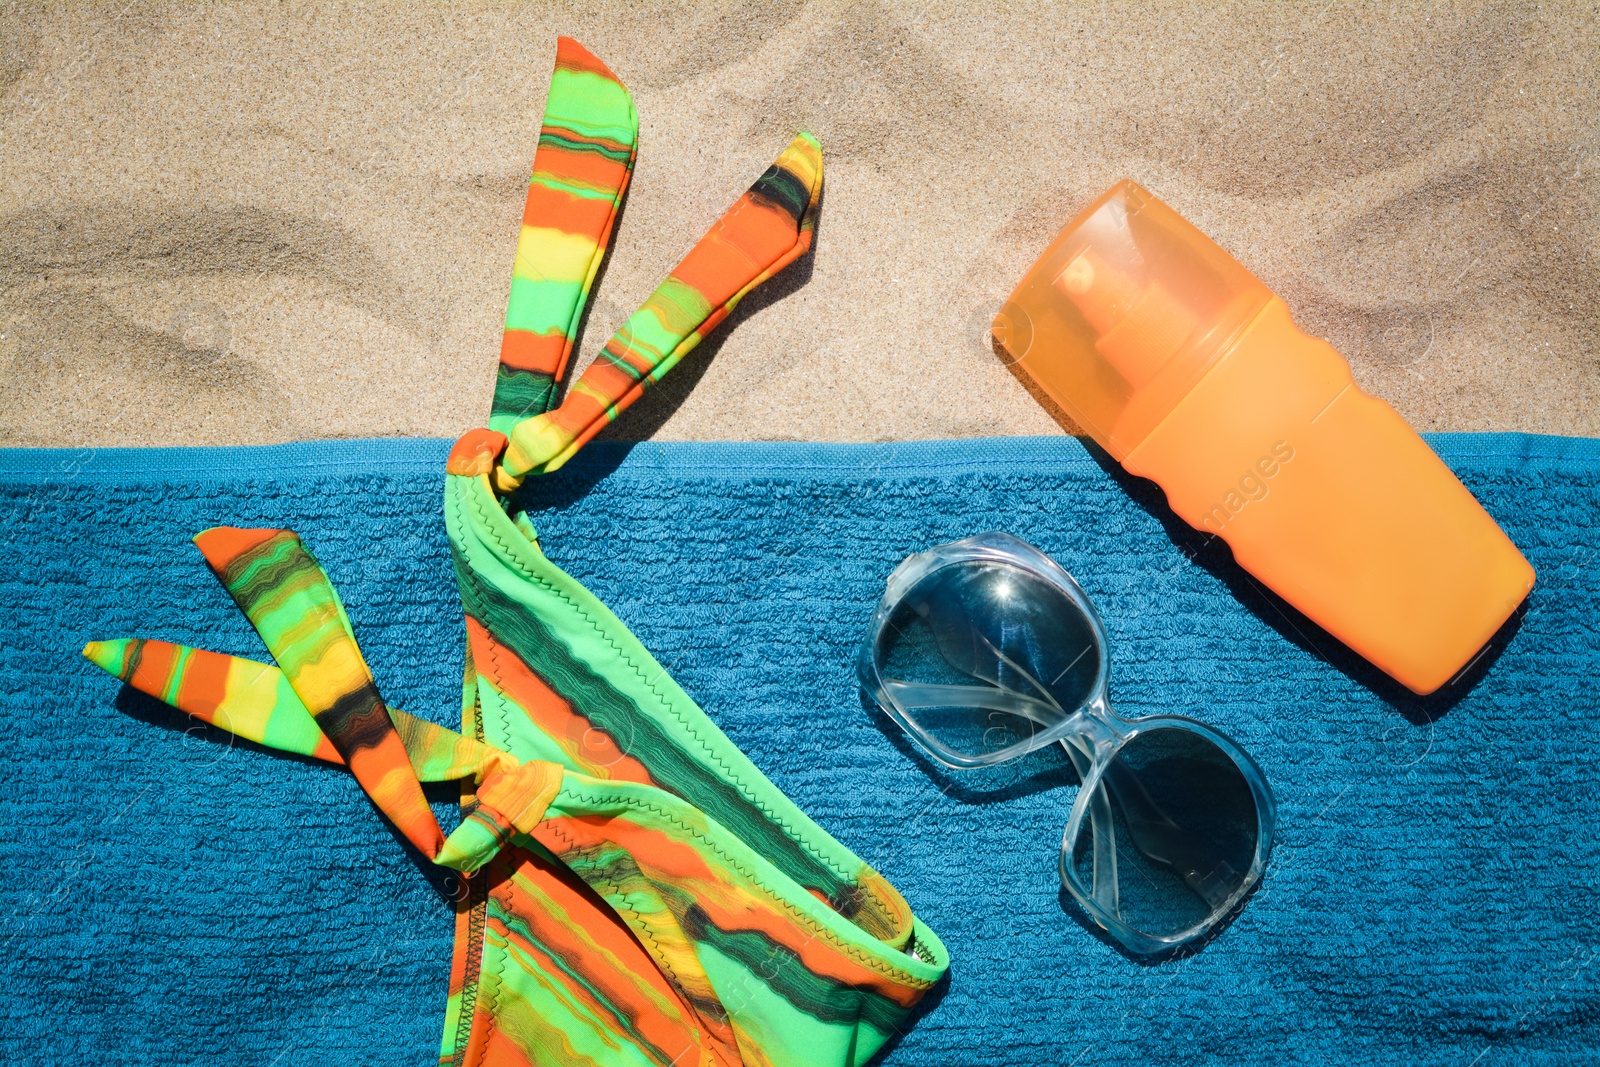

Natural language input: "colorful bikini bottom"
[87,449,948,1065]
[82,35,948,1067]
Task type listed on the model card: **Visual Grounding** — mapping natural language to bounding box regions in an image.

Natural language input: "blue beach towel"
[1,433,1597,1065]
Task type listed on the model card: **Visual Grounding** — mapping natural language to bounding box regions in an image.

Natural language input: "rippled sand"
[2,1,1595,446]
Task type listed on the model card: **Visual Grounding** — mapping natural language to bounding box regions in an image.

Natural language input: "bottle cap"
[994,180,1272,459]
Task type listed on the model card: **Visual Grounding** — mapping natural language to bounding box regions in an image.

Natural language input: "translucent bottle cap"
[994,180,1272,460]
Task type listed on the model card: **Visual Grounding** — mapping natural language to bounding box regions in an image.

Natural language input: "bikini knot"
[435,760,564,873]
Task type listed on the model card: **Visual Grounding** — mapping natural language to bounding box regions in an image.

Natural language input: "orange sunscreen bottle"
[994,179,1534,695]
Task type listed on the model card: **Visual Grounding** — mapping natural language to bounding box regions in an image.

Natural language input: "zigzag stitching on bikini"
[450,863,487,1067]
[447,487,514,1064]
[449,485,517,756]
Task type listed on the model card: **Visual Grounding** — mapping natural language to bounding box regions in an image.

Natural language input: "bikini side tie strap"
[490,37,638,431]
[82,532,560,878]
[490,131,822,492]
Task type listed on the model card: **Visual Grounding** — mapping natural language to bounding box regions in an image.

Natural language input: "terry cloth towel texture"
[2,432,1597,1066]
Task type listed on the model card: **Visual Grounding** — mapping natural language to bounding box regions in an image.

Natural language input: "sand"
[2,1,1597,448]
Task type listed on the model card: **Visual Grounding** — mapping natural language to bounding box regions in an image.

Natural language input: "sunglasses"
[857,532,1276,954]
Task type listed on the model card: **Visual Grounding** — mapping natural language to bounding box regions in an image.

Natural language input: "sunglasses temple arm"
[1060,735,1120,915]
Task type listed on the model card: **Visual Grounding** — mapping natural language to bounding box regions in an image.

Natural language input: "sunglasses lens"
[874,560,1102,763]
[1064,726,1262,944]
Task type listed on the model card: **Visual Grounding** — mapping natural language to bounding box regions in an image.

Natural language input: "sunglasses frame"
[857,531,1276,954]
